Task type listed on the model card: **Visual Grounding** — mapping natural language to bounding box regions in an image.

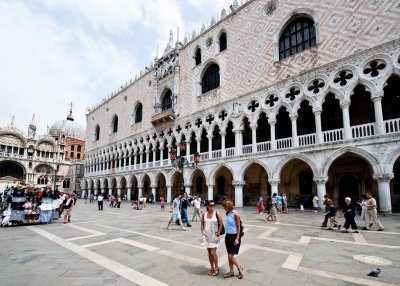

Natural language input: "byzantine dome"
[49,110,86,140]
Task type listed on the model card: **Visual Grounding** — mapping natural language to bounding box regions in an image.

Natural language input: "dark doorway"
[338,175,359,207]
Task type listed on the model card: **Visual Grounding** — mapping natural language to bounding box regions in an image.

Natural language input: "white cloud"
[0,0,236,136]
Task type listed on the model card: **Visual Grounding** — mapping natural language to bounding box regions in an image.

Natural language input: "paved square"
[0,202,399,286]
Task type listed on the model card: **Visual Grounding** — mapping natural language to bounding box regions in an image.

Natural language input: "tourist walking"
[257,194,264,214]
[321,194,333,227]
[312,194,319,212]
[62,193,74,224]
[282,193,288,214]
[276,193,283,213]
[363,192,384,231]
[97,193,104,211]
[201,200,223,276]
[109,194,115,207]
[221,199,244,279]
[265,193,279,223]
[89,193,94,203]
[160,196,165,212]
[180,193,192,227]
[167,194,187,231]
[342,197,358,233]
[192,195,202,222]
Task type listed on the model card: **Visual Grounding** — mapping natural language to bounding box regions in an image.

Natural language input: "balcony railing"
[85,119,400,176]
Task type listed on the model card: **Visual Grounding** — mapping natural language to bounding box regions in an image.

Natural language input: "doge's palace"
[83,0,400,212]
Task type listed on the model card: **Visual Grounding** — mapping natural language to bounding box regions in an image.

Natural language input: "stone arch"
[208,162,235,184]
[322,147,382,178]
[384,146,400,174]
[238,159,272,181]
[273,153,318,180]
[199,59,220,95]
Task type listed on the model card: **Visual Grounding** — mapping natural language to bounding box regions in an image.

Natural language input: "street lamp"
[169,140,200,193]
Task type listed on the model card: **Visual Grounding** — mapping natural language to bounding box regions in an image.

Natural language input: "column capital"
[373,173,394,183]
[207,184,215,187]
[184,183,192,188]
[268,179,280,186]
[340,99,351,109]
[219,131,226,137]
[232,180,246,186]
[313,107,322,115]
[150,184,157,189]
[166,184,173,188]
[313,176,328,184]
[289,114,298,121]
[371,91,384,101]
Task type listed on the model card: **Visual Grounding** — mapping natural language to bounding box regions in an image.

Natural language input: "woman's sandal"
[223,271,235,278]
[211,268,219,276]
[208,269,214,276]
[238,267,244,279]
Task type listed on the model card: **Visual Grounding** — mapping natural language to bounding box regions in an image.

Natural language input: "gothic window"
[135,103,143,123]
[202,64,220,94]
[162,90,172,111]
[112,115,118,133]
[195,48,201,66]
[77,145,81,152]
[279,17,316,60]
[71,145,75,151]
[77,153,81,159]
[70,152,74,159]
[219,32,227,52]
[94,125,100,141]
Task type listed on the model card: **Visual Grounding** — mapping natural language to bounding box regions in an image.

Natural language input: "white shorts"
[171,211,181,220]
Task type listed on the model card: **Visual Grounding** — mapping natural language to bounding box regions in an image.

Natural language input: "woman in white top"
[201,200,224,276]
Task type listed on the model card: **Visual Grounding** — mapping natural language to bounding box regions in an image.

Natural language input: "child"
[326,206,341,230]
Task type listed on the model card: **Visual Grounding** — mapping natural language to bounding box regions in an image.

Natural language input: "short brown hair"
[222,199,234,211]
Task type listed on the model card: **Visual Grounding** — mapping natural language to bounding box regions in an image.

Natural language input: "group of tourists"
[166,194,244,279]
[320,192,384,233]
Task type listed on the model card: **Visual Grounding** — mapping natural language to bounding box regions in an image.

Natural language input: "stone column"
[207,184,214,201]
[372,92,385,135]
[251,123,257,153]
[134,152,138,170]
[208,134,213,159]
[117,187,121,196]
[108,188,112,195]
[127,187,132,201]
[314,177,328,209]
[160,147,164,167]
[268,119,276,150]
[186,141,190,162]
[314,108,323,144]
[220,131,226,157]
[290,114,298,147]
[166,184,172,203]
[374,173,394,213]
[232,181,245,207]
[101,188,106,195]
[234,129,243,156]
[268,179,280,197]
[341,101,352,140]
[138,186,143,199]
[145,150,150,169]
[151,185,157,202]
[81,189,86,199]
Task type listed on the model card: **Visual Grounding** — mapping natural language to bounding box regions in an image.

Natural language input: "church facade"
[82,0,400,212]
[0,110,86,194]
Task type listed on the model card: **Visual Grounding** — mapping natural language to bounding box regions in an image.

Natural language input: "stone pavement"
[0,201,399,286]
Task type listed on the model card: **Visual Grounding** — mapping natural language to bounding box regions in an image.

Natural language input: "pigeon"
[367,268,381,277]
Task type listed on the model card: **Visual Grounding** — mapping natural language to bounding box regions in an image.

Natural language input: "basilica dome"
[49,110,86,140]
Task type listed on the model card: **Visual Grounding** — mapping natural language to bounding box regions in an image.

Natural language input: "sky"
[0,0,234,136]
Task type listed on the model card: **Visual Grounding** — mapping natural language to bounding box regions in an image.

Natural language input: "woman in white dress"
[201,200,224,276]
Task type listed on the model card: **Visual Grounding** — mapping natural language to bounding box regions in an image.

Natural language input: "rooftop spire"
[30,113,36,127]
[67,102,74,121]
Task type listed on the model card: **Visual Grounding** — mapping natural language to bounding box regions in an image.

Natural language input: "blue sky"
[0,0,233,135]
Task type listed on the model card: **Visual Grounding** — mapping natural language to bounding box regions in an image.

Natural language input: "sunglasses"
[208,204,215,207]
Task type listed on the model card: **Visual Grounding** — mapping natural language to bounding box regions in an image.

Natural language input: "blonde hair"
[222,198,234,211]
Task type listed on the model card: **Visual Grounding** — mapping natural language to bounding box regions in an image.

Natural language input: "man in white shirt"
[364,192,384,231]
[97,193,104,211]
[191,195,202,222]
